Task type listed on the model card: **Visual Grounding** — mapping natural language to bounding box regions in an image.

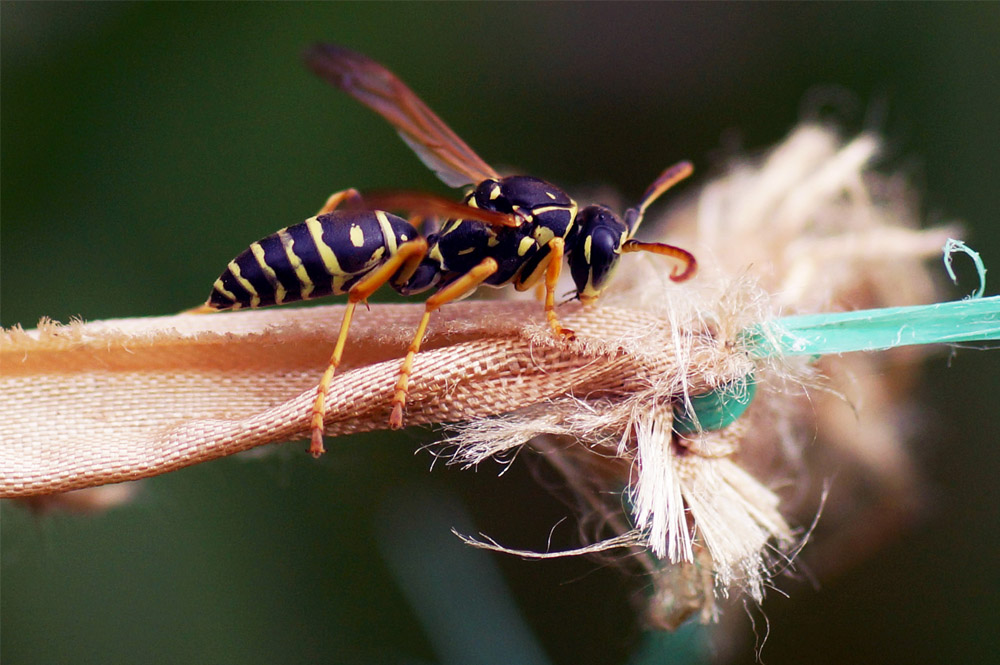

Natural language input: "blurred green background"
[3,4,999,664]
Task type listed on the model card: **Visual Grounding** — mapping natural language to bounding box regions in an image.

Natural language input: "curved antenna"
[305,44,500,188]
[621,240,697,282]
[624,161,693,234]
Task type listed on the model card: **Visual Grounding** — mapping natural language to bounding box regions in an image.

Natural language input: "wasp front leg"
[389,257,498,430]
[542,237,575,340]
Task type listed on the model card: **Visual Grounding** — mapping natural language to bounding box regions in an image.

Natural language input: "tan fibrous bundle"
[439,124,956,626]
[0,125,955,628]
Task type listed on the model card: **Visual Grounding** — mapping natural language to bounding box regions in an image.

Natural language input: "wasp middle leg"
[388,257,498,430]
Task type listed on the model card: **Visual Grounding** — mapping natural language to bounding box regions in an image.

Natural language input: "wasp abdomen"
[208,210,418,310]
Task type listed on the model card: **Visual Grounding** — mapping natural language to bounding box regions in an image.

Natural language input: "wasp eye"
[587,227,621,290]
[568,225,622,298]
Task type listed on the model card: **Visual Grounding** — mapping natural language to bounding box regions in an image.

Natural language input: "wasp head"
[566,205,628,305]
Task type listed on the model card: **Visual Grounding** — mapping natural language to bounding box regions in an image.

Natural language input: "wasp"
[198,44,696,456]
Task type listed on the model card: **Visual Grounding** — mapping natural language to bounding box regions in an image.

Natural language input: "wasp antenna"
[621,239,697,282]
[626,161,694,234]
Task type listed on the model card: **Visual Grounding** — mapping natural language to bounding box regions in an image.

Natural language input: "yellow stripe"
[249,242,286,305]
[305,216,345,294]
[278,226,314,300]
[374,211,397,255]
[213,278,238,303]
[305,217,341,274]
[527,204,570,216]
[227,260,260,308]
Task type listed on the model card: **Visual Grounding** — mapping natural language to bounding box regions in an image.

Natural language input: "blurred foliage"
[3,4,999,664]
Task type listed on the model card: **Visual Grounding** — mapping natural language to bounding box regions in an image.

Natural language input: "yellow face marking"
[227,260,261,308]
[278,227,315,299]
[517,236,535,256]
[250,242,287,305]
[583,235,592,263]
[457,247,476,256]
[374,211,398,254]
[487,236,499,248]
[349,224,365,248]
[489,184,501,200]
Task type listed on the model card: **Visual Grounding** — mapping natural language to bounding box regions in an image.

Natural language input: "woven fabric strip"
[1,301,733,497]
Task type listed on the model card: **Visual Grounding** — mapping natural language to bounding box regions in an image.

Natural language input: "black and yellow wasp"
[198,44,696,456]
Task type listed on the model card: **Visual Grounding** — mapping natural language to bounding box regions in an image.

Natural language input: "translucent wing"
[347,191,525,228]
[305,44,500,188]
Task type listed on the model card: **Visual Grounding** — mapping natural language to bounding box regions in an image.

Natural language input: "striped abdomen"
[208,210,419,310]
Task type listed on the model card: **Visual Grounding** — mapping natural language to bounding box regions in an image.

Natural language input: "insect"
[197,44,696,456]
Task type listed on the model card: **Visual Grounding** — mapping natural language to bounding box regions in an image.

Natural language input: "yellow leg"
[183,303,217,314]
[309,301,358,457]
[316,188,363,216]
[309,238,428,456]
[388,257,498,430]
[542,237,574,340]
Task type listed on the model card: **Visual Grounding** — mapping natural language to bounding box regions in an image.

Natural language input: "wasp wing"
[348,191,524,228]
[305,44,499,188]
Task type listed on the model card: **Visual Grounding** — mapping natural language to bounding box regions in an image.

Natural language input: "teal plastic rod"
[748,295,1000,358]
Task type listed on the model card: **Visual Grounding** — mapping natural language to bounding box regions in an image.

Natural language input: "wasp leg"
[542,238,575,339]
[388,257,498,430]
[316,188,364,216]
[184,303,217,314]
[309,237,429,456]
[621,239,697,282]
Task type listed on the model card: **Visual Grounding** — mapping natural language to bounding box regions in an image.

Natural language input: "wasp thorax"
[472,175,572,214]
[567,205,628,303]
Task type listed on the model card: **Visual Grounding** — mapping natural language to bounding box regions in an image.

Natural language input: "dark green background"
[3,4,999,664]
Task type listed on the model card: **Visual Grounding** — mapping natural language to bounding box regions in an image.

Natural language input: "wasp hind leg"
[309,237,428,457]
[388,257,499,430]
[315,188,364,216]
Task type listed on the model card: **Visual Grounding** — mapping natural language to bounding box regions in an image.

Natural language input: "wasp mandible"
[198,44,696,456]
